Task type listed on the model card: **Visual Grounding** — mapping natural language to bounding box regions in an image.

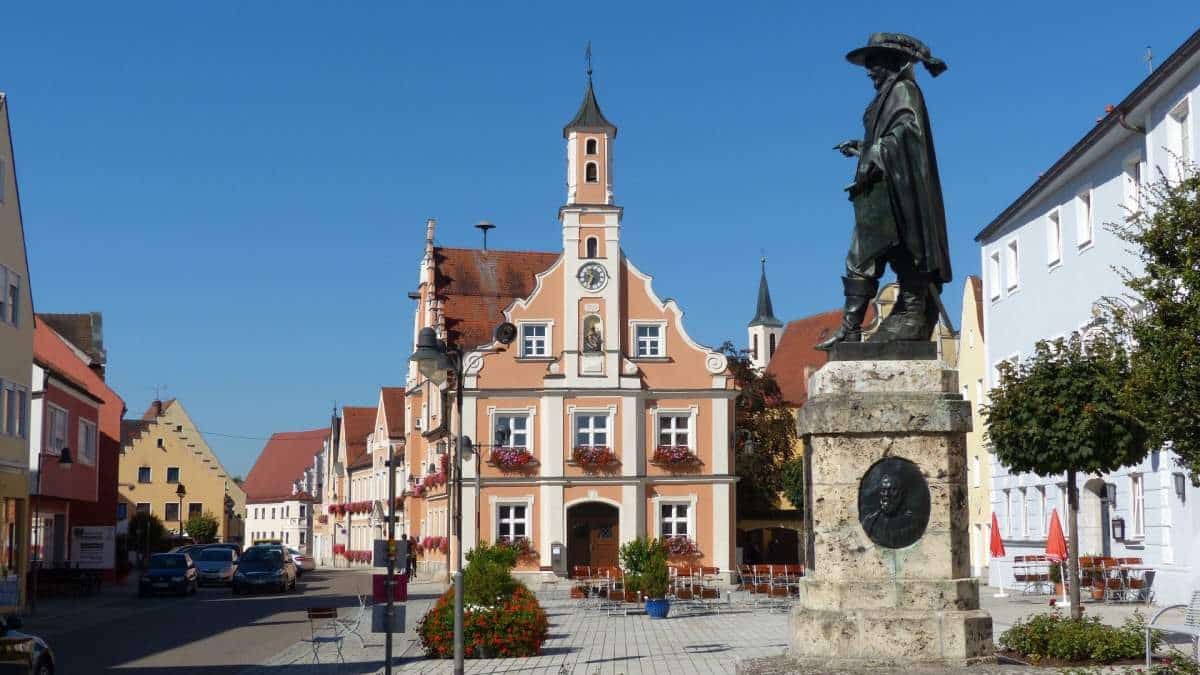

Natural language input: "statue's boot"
[815,277,878,351]
[870,276,933,342]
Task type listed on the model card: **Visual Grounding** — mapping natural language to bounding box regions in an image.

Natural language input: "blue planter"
[645,598,670,619]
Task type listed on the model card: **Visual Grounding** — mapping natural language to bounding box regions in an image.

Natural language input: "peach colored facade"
[401,79,736,576]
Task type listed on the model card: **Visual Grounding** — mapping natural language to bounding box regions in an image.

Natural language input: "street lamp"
[30,446,72,614]
[176,483,187,537]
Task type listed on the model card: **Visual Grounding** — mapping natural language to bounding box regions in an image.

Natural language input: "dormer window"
[585,162,598,183]
[586,237,599,259]
[586,138,598,155]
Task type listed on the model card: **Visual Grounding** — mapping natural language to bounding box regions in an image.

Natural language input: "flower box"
[665,536,700,557]
[570,446,617,468]
[496,536,536,558]
[489,447,537,470]
[651,445,700,466]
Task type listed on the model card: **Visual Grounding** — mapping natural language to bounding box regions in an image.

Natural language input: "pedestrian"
[406,535,417,579]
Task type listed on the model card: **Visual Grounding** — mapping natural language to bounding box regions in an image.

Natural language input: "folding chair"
[306,607,345,665]
[333,594,369,648]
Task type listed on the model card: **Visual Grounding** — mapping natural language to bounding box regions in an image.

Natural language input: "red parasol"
[1045,509,1067,562]
[990,512,1006,558]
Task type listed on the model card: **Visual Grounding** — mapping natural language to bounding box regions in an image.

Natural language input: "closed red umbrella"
[990,513,1006,558]
[1046,509,1067,562]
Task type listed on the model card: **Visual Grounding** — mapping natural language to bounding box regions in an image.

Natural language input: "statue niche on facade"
[816,33,953,351]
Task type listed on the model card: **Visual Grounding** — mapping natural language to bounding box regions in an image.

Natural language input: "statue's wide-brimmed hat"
[846,32,948,77]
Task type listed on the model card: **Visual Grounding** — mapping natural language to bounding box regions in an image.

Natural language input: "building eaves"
[976,28,1200,242]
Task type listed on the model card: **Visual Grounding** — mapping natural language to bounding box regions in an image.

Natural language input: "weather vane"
[586,41,593,80]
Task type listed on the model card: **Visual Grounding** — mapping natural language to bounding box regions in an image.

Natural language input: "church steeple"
[563,45,616,207]
[747,258,784,371]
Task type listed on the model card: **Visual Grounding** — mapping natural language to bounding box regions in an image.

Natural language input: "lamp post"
[30,446,72,615]
[176,483,187,537]
[410,326,467,675]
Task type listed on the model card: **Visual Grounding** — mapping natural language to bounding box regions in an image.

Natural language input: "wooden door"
[589,522,619,568]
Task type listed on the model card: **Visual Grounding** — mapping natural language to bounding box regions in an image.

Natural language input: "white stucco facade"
[245,498,314,552]
[979,33,1199,604]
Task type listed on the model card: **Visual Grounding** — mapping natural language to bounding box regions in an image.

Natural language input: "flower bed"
[571,446,616,467]
[652,445,699,465]
[998,610,1157,666]
[491,447,534,469]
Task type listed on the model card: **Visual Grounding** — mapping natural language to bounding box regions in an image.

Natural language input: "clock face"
[577,263,608,291]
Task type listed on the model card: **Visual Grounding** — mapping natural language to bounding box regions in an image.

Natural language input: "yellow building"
[0,92,33,611]
[119,400,246,543]
[957,276,992,577]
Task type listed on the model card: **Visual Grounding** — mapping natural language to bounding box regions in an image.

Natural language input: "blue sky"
[3,2,1196,476]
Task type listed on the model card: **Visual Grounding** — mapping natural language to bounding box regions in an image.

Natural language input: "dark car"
[194,548,237,586]
[0,614,55,674]
[202,543,241,562]
[139,553,198,597]
[231,546,296,595]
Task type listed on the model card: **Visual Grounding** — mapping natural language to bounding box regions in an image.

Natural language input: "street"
[22,569,378,674]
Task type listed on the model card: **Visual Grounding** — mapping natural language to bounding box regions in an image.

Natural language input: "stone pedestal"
[790,358,993,668]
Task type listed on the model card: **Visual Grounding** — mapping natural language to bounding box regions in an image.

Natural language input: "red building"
[30,315,124,579]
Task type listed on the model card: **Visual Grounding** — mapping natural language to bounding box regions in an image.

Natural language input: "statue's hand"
[834,140,862,157]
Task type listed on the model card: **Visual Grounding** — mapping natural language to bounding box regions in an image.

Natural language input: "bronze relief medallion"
[857,456,930,549]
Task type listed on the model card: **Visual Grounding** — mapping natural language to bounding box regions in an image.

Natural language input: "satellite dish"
[494,322,517,345]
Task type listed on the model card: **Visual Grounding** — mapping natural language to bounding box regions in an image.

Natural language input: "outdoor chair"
[333,594,369,648]
[1099,557,1126,603]
[1118,557,1154,605]
[1146,590,1200,667]
[305,607,345,665]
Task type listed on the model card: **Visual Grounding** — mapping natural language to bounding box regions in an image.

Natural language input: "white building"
[977,29,1199,603]
[241,428,327,553]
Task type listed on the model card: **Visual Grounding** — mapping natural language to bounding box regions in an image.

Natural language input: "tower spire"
[586,40,593,81]
[749,257,783,328]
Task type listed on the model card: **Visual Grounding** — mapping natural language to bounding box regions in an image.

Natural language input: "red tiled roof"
[34,322,107,403]
[434,247,558,350]
[381,387,405,439]
[342,406,375,470]
[243,428,327,503]
[766,304,878,407]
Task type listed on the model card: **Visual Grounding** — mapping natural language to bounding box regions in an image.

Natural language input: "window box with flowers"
[569,446,618,468]
[496,536,537,559]
[650,445,700,467]
[664,536,700,558]
[489,447,537,471]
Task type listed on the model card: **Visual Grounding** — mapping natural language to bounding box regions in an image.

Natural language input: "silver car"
[287,547,316,575]
[0,614,55,674]
[194,547,237,586]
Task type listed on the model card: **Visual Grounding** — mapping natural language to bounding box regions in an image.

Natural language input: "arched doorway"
[1078,478,1111,557]
[742,527,800,565]
[566,502,619,569]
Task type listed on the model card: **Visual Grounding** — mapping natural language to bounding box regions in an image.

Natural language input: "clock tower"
[560,61,623,383]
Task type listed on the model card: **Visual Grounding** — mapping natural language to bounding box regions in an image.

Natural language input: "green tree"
[984,333,1149,618]
[780,457,805,514]
[127,511,167,566]
[720,342,798,516]
[1109,167,1200,482]
[185,511,220,544]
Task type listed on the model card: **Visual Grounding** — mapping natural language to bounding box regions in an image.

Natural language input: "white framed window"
[0,265,19,327]
[1124,156,1144,214]
[135,502,151,515]
[585,161,598,183]
[972,456,981,488]
[658,414,690,448]
[574,413,608,448]
[519,322,550,358]
[165,503,180,522]
[45,404,68,454]
[1005,239,1019,291]
[1130,473,1145,539]
[631,321,666,358]
[494,414,530,448]
[496,502,528,541]
[78,419,97,465]
[660,502,690,537]
[188,503,202,519]
[137,466,152,484]
[1057,482,1070,536]
[1076,190,1093,248]
[1170,98,1191,168]
[988,251,1002,300]
[1009,489,1020,537]
[0,380,29,439]
[166,466,180,484]
[1046,209,1062,266]
[1020,488,1029,537]
[1038,487,1047,536]
[585,138,598,155]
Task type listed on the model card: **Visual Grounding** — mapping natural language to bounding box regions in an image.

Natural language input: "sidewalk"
[21,572,144,635]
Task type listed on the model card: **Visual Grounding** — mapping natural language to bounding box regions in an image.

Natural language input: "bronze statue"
[583,326,603,353]
[817,33,952,351]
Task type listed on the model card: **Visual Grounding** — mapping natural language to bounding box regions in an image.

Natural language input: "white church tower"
[747,258,783,371]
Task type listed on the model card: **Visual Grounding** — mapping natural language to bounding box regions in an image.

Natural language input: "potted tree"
[642,543,671,619]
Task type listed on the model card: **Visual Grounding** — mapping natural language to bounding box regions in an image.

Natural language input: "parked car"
[287,548,315,575]
[194,547,237,586]
[0,614,55,675]
[139,553,198,597]
[231,546,296,595]
[199,543,241,562]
